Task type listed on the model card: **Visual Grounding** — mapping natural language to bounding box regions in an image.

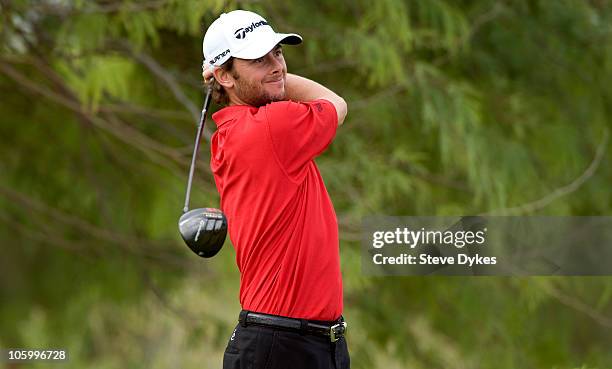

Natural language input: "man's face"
[228,44,287,107]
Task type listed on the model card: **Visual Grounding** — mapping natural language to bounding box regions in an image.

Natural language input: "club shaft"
[183,84,213,213]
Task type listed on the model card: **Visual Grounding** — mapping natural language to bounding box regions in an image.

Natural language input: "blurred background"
[1,0,611,368]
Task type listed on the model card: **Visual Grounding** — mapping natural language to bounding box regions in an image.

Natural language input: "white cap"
[202,10,302,72]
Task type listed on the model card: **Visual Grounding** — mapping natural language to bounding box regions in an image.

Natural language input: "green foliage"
[57,56,135,112]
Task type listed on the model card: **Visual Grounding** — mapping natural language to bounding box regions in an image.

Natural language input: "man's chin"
[271,92,287,102]
[241,91,287,107]
[261,92,287,105]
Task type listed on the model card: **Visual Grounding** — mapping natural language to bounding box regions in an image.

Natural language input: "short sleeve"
[265,99,338,180]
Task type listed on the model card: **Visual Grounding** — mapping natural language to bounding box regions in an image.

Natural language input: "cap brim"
[278,33,302,45]
[233,33,302,60]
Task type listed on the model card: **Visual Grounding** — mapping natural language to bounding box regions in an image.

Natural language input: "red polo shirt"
[210,99,342,321]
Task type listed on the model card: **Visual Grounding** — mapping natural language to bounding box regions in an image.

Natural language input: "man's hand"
[202,67,214,84]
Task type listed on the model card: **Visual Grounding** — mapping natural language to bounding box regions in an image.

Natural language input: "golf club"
[178,81,228,258]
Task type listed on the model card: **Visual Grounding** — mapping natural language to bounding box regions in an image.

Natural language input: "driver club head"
[178,208,228,258]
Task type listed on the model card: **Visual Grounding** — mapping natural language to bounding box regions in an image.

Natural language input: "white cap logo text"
[234,20,268,39]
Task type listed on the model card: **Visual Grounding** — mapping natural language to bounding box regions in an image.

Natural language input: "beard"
[232,71,286,107]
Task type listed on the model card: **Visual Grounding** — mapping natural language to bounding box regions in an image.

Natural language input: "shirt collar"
[212,105,259,127]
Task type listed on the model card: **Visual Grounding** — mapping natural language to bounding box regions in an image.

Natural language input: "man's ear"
[213,67,235,89]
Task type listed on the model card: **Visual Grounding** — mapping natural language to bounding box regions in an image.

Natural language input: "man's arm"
[203,69,347,125]
[284,73,348,126]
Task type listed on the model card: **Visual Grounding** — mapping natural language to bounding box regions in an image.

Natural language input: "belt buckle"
[329,321,347,342]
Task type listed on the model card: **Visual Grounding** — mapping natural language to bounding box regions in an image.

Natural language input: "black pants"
[222,319,350,369]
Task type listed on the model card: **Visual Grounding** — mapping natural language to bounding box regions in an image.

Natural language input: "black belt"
[238,310,347,342]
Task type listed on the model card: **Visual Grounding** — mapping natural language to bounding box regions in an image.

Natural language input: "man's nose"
[268,53,283,73]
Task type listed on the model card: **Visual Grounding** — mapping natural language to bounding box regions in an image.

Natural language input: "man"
[201,10,349,369]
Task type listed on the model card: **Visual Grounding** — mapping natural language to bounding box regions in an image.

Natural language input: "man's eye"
[254,58,264,63]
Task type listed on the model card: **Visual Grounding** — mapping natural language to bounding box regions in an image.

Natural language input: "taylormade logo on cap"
[234,20,269,39]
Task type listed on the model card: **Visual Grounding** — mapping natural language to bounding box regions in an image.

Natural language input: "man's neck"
[228,94,250,107]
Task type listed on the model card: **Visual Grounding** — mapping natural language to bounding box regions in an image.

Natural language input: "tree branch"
[0,203,192,271]
[349,85,407,111]
[0,185,170,252]
[483,129,609,215]
[0,59,216,191]
[118,41,214,141]
[84,0,169,14]
[539,281,612,329]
